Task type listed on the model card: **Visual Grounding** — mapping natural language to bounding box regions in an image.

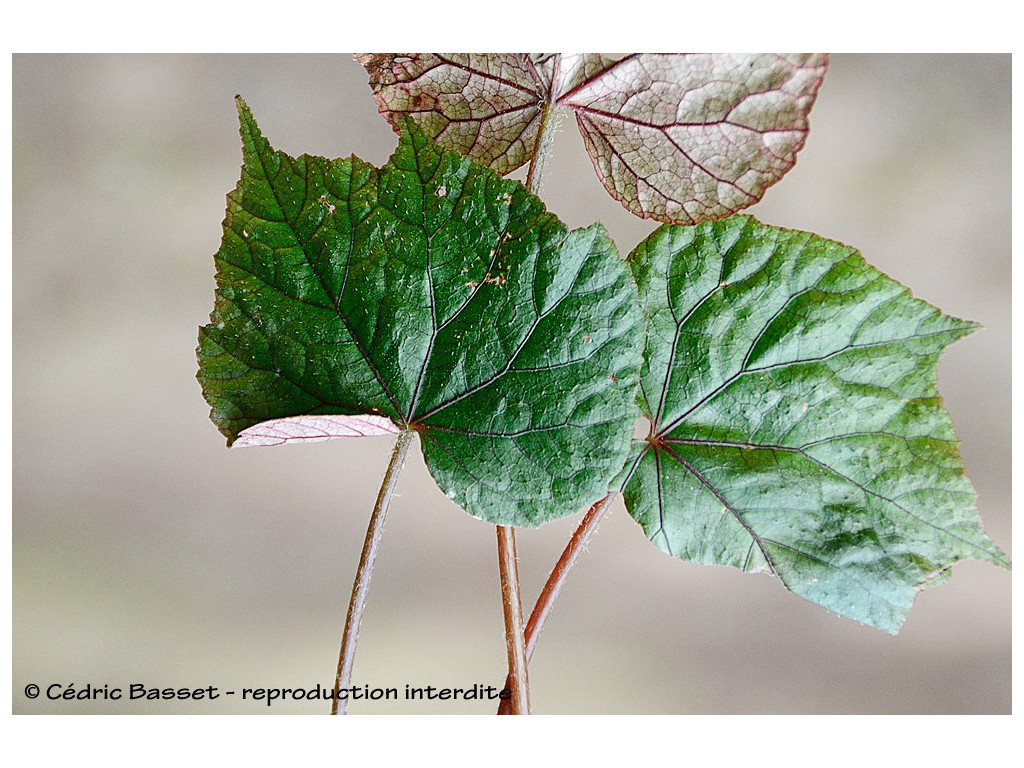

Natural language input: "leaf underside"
[356,53,549,177]
[233,414,400,446]
[621,216,1008,633]
[558,54,828,224]
[357,53,828,225]
[197,98,643,527]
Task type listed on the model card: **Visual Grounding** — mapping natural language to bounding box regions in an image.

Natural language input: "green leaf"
[621,216,1009,633]
[197,98,643,527]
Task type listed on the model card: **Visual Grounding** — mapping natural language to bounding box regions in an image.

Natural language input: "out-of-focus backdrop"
[13,54,1011,714]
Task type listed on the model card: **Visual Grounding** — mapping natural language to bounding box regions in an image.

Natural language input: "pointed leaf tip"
[234,95,255,130]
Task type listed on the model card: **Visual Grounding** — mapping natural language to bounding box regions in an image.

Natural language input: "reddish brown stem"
[497,491,614,715]
[492,54,564,717]
[497,525,530,714]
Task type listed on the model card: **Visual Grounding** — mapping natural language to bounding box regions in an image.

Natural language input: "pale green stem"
[525,56,562,196]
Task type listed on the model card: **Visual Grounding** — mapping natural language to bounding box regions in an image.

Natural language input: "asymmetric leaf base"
[621,217,1009,633]
[197,99,642,527]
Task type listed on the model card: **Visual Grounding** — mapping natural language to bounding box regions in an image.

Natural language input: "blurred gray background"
[13,54,1010,714]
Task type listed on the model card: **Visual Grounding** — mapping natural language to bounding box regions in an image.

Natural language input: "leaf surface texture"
[622,217,1008,632]
[358,53,828,224]
[197,99,643,526]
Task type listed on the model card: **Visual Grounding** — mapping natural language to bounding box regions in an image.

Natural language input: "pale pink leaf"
[358,53,828,225]
[232,414,400,448]
[356,53,547,175]
[557,53,829,224]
